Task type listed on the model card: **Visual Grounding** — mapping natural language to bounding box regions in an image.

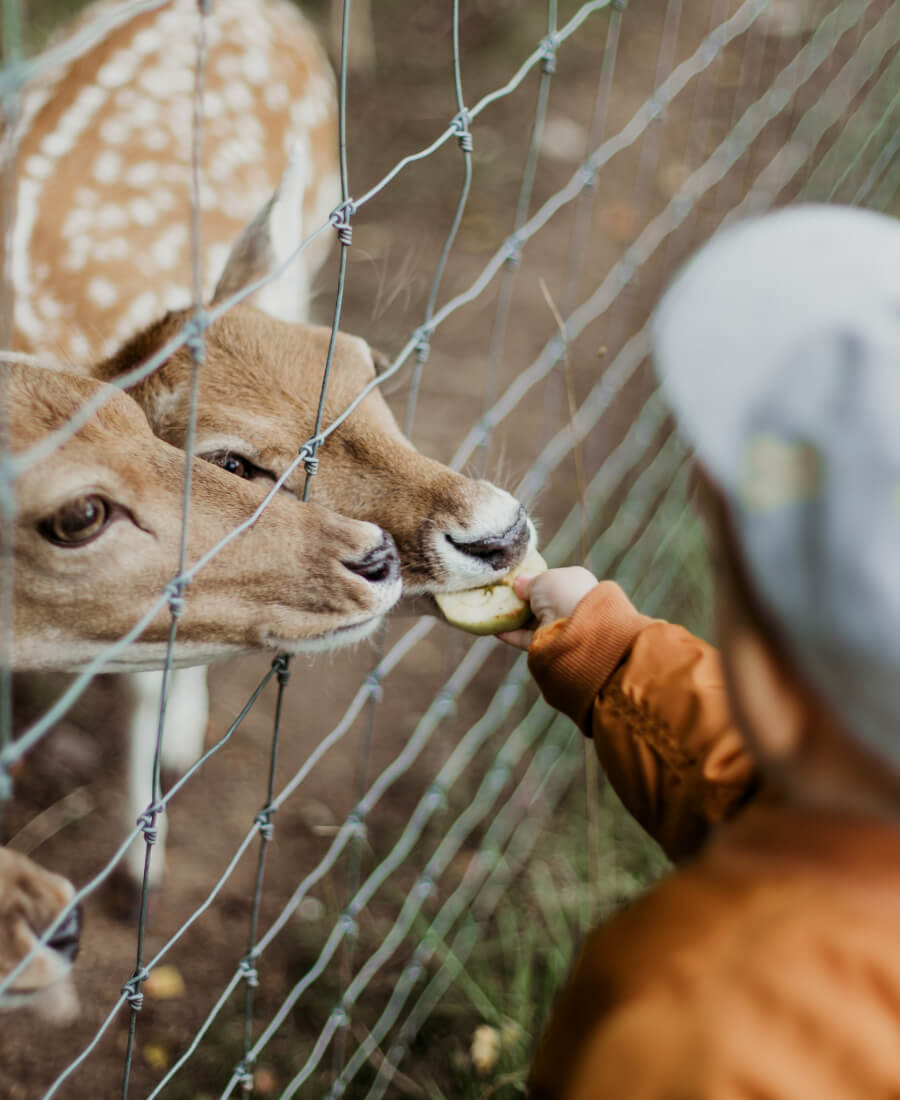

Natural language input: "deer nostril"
[47,905,82,963]
[345,532,400,585]
[446,508,529,571]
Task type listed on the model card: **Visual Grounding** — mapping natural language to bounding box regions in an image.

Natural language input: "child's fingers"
[526,567,600,626]
[497,627,535,650]
[512,573,535,599]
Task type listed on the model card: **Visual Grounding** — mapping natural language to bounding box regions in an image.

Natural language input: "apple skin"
[435,551,548,636]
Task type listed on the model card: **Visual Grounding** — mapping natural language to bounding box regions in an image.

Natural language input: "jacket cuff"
[527,581,653,735]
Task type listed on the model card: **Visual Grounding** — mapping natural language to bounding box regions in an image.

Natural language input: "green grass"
[397,779,668,1100]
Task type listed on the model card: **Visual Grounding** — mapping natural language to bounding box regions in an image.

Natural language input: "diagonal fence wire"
[0,0,897,1095]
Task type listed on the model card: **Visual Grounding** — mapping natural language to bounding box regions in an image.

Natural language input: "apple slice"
[435,549,548,635]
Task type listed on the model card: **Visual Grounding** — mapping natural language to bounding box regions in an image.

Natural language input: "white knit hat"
[653,204,900,762]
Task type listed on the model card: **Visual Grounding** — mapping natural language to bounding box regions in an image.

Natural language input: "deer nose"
[446,508,530,572]
[47,905,82,963]
[344,532,400,586]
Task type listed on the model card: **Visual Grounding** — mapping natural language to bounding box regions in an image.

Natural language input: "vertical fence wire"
[0,0,23,829]
[582,0,682,448]
[559,0,623,317]
[118,3,211,1093]
[236,654,291,1097]
[402,0,474,440]
[476,0,558,472]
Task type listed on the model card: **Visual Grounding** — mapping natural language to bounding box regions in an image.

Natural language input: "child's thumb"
[512,573,534,599]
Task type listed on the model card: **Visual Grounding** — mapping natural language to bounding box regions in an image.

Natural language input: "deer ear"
[370,347,392,375]
[210,147,311,322]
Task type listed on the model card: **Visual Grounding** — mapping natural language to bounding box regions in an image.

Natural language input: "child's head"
[652,205,900,811]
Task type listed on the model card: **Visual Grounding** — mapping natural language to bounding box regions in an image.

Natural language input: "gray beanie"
[652,204,900,765]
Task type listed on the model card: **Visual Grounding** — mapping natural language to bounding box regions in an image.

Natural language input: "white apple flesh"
[435,550,549,635]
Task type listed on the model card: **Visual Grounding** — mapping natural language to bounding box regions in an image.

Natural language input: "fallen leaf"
[599,200,642,243]
[254,1065,279,1095]
[297,896,325,922]
[143,1043,170,1072]
[471,1024,501,1075]
[656,161,692,200]
[144,965,185,1000]
[540,116,588,163]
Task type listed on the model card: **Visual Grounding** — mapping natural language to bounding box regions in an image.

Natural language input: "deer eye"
[39,496,111,546]
[201,451,256,479]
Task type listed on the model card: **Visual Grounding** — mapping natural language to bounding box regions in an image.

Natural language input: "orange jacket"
[526,582,900,1099]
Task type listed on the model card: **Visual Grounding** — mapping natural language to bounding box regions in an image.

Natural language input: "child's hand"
[498,567,599,650]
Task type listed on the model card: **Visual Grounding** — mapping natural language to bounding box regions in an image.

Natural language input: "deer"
[0,846,81,1022]
[6,358,403,670]
[6,0,536,888]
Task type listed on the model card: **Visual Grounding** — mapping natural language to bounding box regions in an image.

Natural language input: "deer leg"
[124,670,169,887]
[158,666,210,776]
[124,667,211,887]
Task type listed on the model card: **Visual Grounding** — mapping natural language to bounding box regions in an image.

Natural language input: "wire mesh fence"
[0,0,898,1095]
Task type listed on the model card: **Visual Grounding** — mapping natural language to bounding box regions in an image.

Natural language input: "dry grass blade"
[5,786,96,855]
[538,276,604,924]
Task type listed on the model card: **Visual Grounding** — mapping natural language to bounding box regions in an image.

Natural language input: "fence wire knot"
[235,1056,255,1092]
[122,966,150,1011]
[451,109,474,152]
[136,802,164,845]
[425,783,446,811]
[490,761,511,785]
[185,310,209,364]
[345,811,366,841]
[414,873,434,899]
[298,440,320,478]
[272,653,292,685]
[254,805,276,841]
[414,328,432,364]
[165,581,186,620]
[238,956,259,988]
[505,234,523,268]
[434,688,457,717]
[540,34,559,74]
[364,672,383,702]
[340,908,359,937]
[329,199,356,246]
[579,162,598,191]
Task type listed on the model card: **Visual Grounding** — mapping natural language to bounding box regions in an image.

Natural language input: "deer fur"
[8,0,338,361]
[0,847,81,1022]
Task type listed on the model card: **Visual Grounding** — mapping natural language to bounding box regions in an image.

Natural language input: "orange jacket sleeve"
[527,582,758,861]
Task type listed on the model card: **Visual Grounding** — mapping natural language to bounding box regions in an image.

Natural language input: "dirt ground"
[2,0,897,1096]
